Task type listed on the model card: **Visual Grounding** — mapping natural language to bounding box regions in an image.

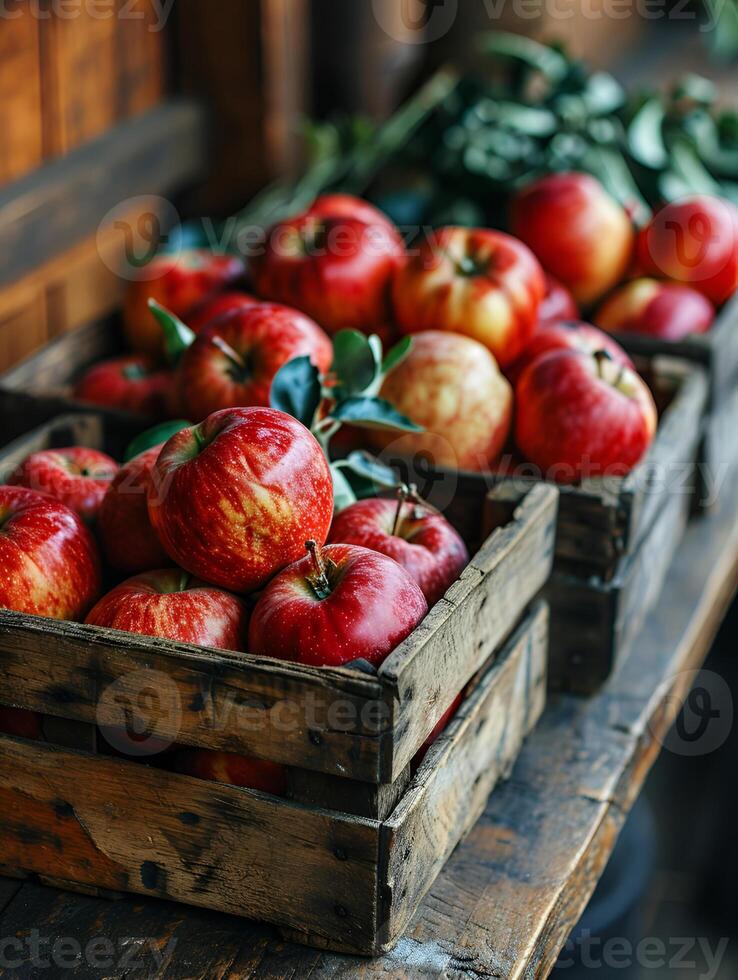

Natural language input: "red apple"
[0,707,43,740]
[510,172,635,306]
[515,348,657,483]
[392,226,544,368]
[98,445,170,573]
[369,331,512,472]
[595,278,715,341]
[187,291,259,333]
[0,486,101,619]
[328,493,469,607]
[636,196,738,305]
[249,542,427,668]
[505,319,633,386]
[147,407,334,593]
[9,447,119,521]
[123,249,246,356]
[173,748,287,796]
[85,568,249,651]
[539,274,579,323]
[73,355,172,417]
[307,193,398,235]
[251,212,404,335]
[175,302,333,421]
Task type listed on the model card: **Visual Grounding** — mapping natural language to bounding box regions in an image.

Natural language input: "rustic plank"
[0,100,208,288]
[0,736,381,950]
[0,284,48,374]
[380,603,548,952]
[379,484,557,780]
[116,0,166,120]
[0,13,44,184]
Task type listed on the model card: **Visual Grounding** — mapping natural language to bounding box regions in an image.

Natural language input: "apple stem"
[391,484,411,537]
[305,539,332,599]
[210,335,247,372]
[593,349,613,379]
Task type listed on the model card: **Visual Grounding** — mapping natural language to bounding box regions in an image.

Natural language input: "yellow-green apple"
[539,274,579,323]
[515,349,657,483]
[173,748,287,795]
[85,568,249,651]
[123,249,246,356]
[635,196,738,305]
[147,407,334,593]
[369,331,512,472]
[596,278,715,341]
[9,447,119,521]
[510,172,634,306]
[392,226,544,367]
[74,355,172,417]
[187,291,259,334]
[175,303,333,420]
[251,212,404,335]
[328,493,468,606]
[505,319,633,386]
[0,486,101,618]
[248,541,427,667]
[98,445,170,573]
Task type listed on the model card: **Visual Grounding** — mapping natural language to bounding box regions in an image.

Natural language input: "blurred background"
[1,3,737,974]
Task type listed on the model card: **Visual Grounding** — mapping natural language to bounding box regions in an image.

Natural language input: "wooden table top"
[2,459,738,978]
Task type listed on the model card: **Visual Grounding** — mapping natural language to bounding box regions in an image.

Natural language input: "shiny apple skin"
[370,331,512,472]
[392,226,544,368]
[0,486,101,619]
[328,497,468,607]
[515,349,657,483]
[74,355,172,417]
[187,291,259,333]
[596,278,715,341]
[306,193,398,234]
[9,447,119,522]
[177,303,333,420]
[251,213,405,335]
[539,274,579,323]
[173,748,287,795]
[636,196,738,305]
[0,706,43,740]
[123,249,246,356]
[510,172,635,306]
[148,407,334,593]
[249,543,427,667]
[86,568,248,650]
[505,319,633,386]
[98,445,170,574]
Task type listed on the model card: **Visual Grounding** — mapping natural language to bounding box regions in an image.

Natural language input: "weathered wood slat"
[0,101,208,288]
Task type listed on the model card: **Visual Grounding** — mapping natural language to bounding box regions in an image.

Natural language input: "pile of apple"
[3,181,736,791]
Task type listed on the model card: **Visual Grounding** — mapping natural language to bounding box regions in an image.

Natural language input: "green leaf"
[269,355,322,428]
[124,420,191,462]
[331,330,379,395]
[334,451,399,489]
[330,464,358,514]
[381,336,412,376]
[628,98,668,170]
[581,73,625,116]
[672,73,717,107]
[331,397,423,432]
[477,31,569,84]
[147,300,196,363]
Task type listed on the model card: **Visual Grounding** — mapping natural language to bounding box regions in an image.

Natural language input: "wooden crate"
[0,600,547,955]
[0,412,557,791]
